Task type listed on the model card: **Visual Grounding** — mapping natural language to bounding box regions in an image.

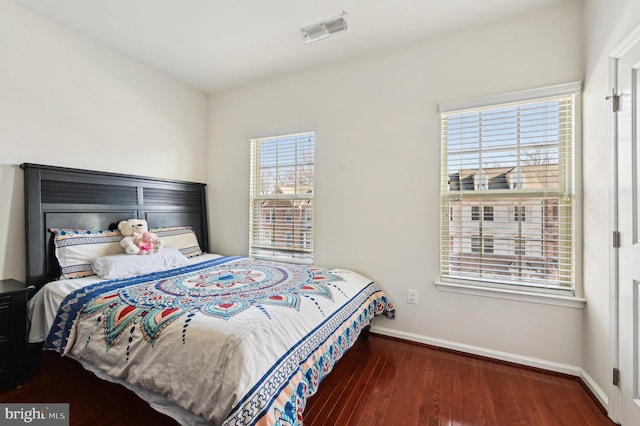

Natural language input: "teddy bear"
[117,219,164,255]
[136,231,161,255]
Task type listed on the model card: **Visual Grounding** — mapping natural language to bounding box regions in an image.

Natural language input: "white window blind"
[440,85,578,292]
[250,132,315,263]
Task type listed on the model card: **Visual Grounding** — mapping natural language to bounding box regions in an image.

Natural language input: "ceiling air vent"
[300,13,348,44]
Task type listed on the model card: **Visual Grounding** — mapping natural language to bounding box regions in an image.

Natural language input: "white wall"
[0,0,208,282]
[582,0,640,412]
[208,1,585,372]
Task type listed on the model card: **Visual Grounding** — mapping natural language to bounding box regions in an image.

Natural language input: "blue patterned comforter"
[43,256,395,425]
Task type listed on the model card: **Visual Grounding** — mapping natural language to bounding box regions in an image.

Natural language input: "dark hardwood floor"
[305,335,615,426]
[0,334,615,425]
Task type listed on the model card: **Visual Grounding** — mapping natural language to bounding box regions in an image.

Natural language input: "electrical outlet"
[407,289,418,304]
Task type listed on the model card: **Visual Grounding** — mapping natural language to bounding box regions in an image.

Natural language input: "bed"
[22,163,395,426]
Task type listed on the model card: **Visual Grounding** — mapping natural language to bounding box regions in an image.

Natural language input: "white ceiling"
[12,0,567,93]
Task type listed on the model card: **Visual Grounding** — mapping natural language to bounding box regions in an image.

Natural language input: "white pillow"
[91,247,190,279]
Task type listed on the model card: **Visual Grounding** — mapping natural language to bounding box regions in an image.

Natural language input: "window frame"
[438,82,581,298]
[249,131,315,264]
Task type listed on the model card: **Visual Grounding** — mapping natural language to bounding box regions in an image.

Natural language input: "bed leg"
[27,342,44,375]
[361,325,371,341]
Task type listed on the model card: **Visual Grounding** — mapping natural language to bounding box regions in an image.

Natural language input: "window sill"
[434,280,586,309]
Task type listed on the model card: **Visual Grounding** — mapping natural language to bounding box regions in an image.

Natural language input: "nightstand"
[0,279,34,390]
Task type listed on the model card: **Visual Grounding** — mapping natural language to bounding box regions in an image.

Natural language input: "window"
[471,235,494,254]
[262,231,274,245]
[264,209,275,224]
[471,206,481,221]
[471,235,482,253]
[302,232,312,248]
[483,206,494,221]
[471,206,493,221]
[484,236,494,254]
[303,208,313,223]
[284,233,294,247]
[250,132,315,263]
[284,211,294,223]
[440,82,578,292]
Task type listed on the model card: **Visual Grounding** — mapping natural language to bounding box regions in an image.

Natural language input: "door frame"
[609,23,640,424]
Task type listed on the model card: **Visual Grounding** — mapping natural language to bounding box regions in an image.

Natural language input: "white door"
[616,35,640,426]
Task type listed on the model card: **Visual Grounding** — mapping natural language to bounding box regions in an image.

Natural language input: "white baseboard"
[370,326,608,409]
[579,368,609,409]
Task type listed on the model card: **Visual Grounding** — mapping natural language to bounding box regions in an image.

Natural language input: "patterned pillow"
[150,226,203,258]
[51,228,124,279]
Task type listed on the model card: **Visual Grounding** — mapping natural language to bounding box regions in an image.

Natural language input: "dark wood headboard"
[22,163,209,290]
